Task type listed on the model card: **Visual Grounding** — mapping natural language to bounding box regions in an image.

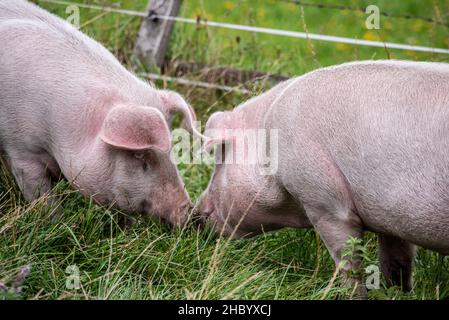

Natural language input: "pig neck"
[234,79,296,128]
[233,80,312,229]
[234,78,298,128]
[231,81,299,184]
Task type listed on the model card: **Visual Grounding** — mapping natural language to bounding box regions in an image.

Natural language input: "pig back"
[272,61,449,252]
[0,0,149,154]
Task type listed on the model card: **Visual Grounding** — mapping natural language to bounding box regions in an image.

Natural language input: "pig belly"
[331,135,449,253]
[352,185,449,253]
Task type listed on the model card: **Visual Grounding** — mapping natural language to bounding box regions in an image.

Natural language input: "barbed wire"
[285,0,449,27]
[38,0,449,55]
[140,73,251,94]
[39,0,147,17]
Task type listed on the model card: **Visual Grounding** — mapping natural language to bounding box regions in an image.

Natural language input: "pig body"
[198,60,449,293]
[0,0,194,225]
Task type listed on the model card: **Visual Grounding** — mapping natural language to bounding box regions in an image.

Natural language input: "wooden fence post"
[134,0,181,69]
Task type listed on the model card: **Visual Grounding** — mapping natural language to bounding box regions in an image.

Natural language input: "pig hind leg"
[378,234,415,292]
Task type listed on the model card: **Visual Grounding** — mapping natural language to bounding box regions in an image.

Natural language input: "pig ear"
[203,111,236,153]
[100,105,171,153]
[159,90,206,139]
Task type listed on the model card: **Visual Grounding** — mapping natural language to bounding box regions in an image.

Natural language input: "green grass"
[1,0,449,300]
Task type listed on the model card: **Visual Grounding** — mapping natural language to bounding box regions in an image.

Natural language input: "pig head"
[72,92,194,226]
[196,80,313,238]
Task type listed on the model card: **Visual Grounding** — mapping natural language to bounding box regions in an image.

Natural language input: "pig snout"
[137,189,193,228]
[169,200,194,227]
[153,197,193,228]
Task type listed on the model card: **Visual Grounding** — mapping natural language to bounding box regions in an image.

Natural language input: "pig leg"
[378,234,415,292]
[8,153,60,214]
[283,150,366,297]
[281,144,367,298]
[304,206,366,298]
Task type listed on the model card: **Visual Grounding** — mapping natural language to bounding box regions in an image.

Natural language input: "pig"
[196,60,449,295]
[0,0,199,226]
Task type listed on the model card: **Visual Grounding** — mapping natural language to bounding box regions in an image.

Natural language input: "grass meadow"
[1,0,449,300]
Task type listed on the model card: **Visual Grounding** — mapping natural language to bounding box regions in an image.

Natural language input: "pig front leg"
[378,234,415,292]
[283,147,366,297]
[305,205,367,298]
[8,153,60,214]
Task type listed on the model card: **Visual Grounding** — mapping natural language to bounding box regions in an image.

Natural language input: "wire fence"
[140,73,251,94]
[39,0,449,55]
[37,0,449,94]
[285,0,449,27]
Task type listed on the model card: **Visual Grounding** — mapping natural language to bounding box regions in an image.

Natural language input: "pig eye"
[134,151,159,170]
[133,152,149,171]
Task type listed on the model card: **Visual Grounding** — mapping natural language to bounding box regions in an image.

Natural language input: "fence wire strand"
[38,0,449,55]
[140,73,251,94]
[286,0,449,28]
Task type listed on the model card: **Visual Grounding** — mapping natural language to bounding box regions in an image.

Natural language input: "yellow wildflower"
[224,1,236,10]
[363,31,381,41]
[336,43,350,51]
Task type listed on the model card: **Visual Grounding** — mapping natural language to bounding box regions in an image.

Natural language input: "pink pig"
[196,60,449,295]
[0,0,197,225]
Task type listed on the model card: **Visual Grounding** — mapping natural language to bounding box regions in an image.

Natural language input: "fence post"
[134,0,181,69]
